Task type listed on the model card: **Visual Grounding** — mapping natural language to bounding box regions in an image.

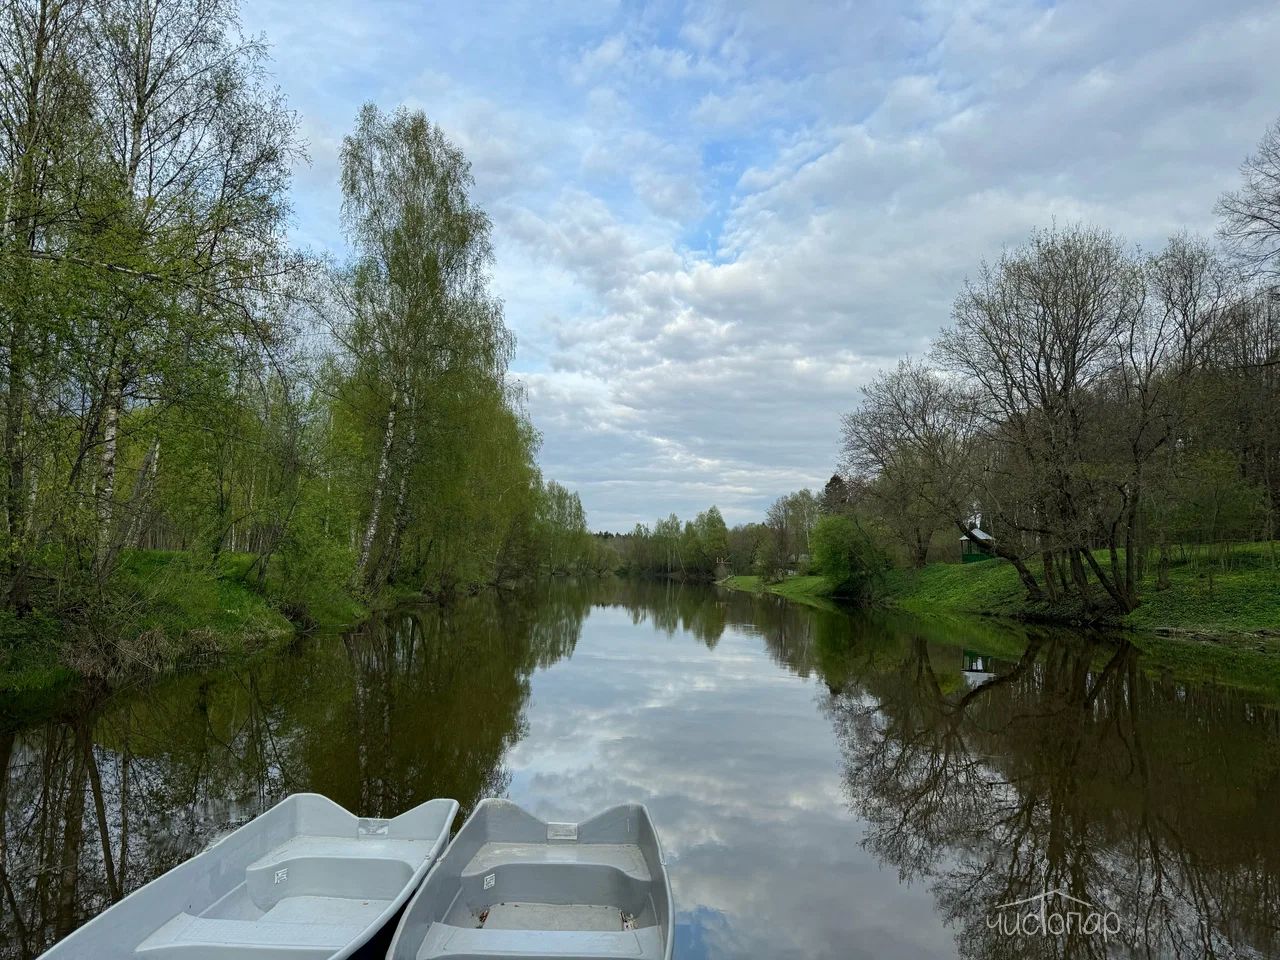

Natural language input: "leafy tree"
[696,506,729,569]
[752,532,786,583]
[810,515,888,602]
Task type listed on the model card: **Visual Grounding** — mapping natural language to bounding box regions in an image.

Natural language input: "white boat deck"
[138,913,366,959]
[481,902,624,932]
[135,832,421,959]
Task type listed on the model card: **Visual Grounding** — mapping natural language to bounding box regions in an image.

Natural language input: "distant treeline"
[608,492,827,581]
[0,0,596,658]
[839,118,1280,613]
[606,490,887,601]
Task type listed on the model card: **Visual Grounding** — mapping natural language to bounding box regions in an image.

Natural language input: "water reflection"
[0,587,590,958]
[2,580,1279,959]
[826,625,1280,958]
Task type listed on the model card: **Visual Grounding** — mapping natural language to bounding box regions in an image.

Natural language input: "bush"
[810,516,890,601]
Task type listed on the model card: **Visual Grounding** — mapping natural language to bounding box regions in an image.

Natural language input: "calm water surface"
[3,581,1279,958]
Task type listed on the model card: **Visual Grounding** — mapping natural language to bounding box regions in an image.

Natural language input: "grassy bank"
[722,551,1280,698]
[720,575,844,612]
[723,542,1280,645]
[0,550,369,696]
[883,541,1280,637]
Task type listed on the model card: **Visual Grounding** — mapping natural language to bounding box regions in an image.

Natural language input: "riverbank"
[724,542,1280,643]
[720,575,842,611]
[0,550,599,698]
[0,550,370,697]
[722,551,1280,698]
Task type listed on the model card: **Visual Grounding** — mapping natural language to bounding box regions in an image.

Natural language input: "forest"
[0,0,595,682]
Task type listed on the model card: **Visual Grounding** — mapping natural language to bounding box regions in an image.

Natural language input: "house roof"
[959,527,993,542]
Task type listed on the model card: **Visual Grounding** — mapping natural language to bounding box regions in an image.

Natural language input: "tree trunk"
[122,436,160,551]
[1069,547,1090,599]
[95,369,124,576]
[84,736,121,901]
[54,730,88,938]
[1056,549,1071,595]
[912,529,929,568]
[1082,548,1136,613]
[1040,550,1060,603]
[379,453,414,588]
[355,394,398,586]
[3,328,26,547]
[1123,477,1142,610]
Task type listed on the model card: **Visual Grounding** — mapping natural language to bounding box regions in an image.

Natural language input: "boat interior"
[136,829,436,959]
[44,794,459,960]
[392,800,671,960]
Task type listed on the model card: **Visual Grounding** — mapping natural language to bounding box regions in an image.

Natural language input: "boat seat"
[244,836,421,909]
[248,834,433,871]
[463,843,651,883]
[136,913,364,960]
[415,922,667,960]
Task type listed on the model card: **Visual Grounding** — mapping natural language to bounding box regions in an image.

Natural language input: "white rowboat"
[40,793,459,960]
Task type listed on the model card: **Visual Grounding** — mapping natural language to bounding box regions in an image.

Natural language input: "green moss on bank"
[724,544,1280,647]
[0,608,75,697]
[882,561,1029,618]
[1125,545,1280,634]
[118,550,294,643]
[724,546,1280,692]
[214,551,368,630]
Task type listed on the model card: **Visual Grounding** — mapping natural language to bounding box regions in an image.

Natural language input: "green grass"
[721,574,844,611]
[117,550,294,644]
[882,559,1030,619]
[0,549,371,696]
[726,557,1280,699]
[1126,545,1280,634]
[216,551,368,630]
[725,542,1280,648]
[881,542,1280,639]
[0,608,74,697]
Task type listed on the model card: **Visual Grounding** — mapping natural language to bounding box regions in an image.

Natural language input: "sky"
[241,0,1280,531]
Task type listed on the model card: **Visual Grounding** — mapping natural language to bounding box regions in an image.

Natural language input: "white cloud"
[246,0,1280,530]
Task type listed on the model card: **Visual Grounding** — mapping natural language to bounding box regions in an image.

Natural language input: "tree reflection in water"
[0,584,591,959]
[4,582,1279,959]
[821,621,1280,959]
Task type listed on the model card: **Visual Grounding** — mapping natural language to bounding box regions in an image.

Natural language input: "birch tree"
[336,104,508,591]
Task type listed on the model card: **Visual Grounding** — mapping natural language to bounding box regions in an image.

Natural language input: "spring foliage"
[0,0,595,672]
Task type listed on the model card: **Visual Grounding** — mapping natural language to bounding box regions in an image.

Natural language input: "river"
[2,580,1278,959]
